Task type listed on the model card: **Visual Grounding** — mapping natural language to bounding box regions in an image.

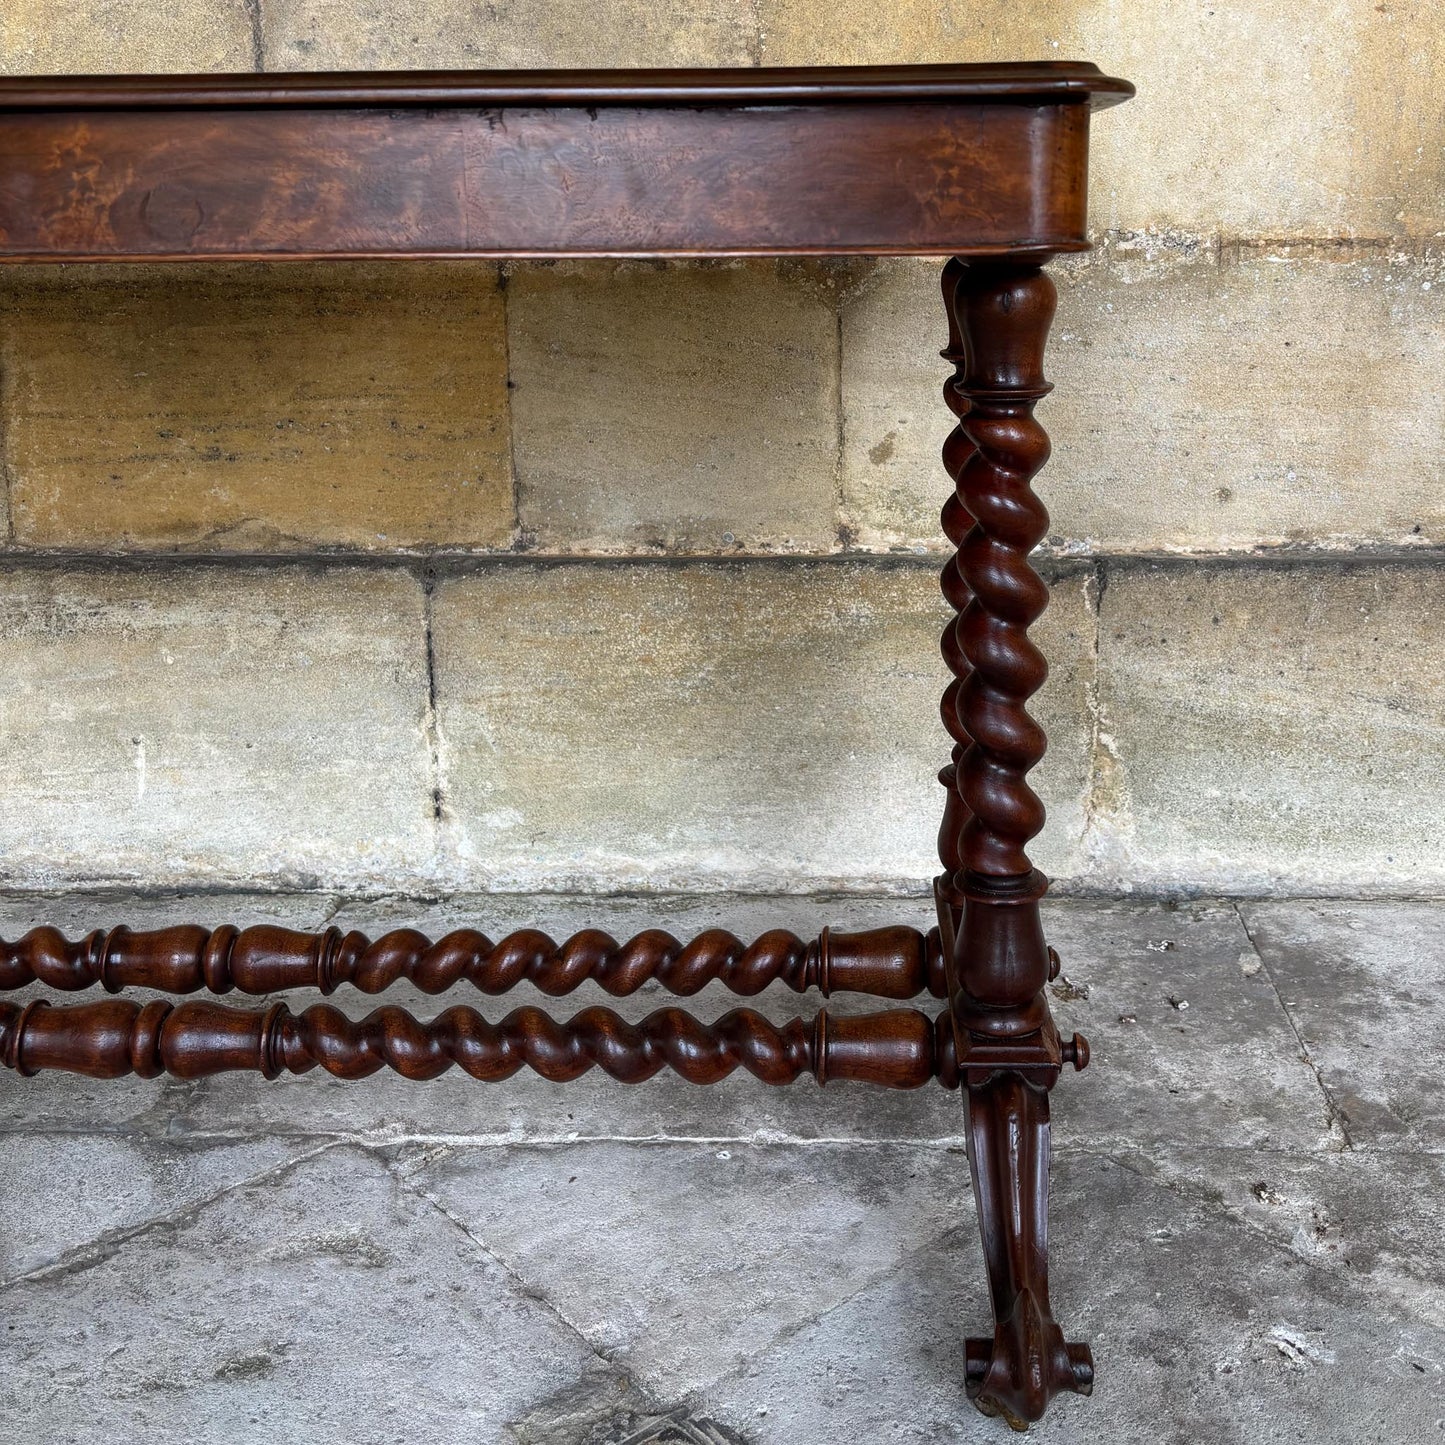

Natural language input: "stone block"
[261,0,756,70]
[1088,563,1445,894]
[509,262,840,554]
[841,249,1445,555]
[430,560,1095,892]
[0,564,435,890]
[3,265,513,552]
[0,0,254,73]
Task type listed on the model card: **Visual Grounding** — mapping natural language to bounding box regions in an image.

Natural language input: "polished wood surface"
[0,921,947,999]
[933,259,1095,1425]
[0,995,957,1089]
[0,63,1134,109]
[0,63,1127,260]
[0,60,1134,1428]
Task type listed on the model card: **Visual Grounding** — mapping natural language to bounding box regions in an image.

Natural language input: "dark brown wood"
[0,996,958,1090]
[0,921,946,999]
[0,63,1134,111]
[935,260,1093,1428]
[0,64,1130,261]
[0,60,1133,1427]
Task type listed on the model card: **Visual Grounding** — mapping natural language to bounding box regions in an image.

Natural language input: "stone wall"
[0,4,1440,898]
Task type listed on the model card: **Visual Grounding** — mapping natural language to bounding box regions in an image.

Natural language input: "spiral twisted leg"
[938,259,1092,1428]
[936,255,978,960]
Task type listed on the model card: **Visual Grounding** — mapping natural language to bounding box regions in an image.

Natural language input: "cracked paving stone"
[0,1133,319,1280]
[1238,901,1445,1150]
[1033,901,1331,1152]
[1116,1147,1445,1330]
[697,1152,1445,1445]
[0,1146,604,1443]
[399,1139,970,1400]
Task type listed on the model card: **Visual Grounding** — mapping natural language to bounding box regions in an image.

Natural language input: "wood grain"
[0,102,1091,260]
[0,995,959,1090]
[0,920,948,1000]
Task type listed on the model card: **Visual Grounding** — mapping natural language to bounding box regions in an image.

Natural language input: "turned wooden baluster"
[0,922,945,999]
[939,259,1092,1429]
[0,996,958,1090]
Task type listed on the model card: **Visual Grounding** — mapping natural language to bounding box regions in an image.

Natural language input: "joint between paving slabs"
[380,1145,652,1391]
[0,1138,342,1293]
[1232,901,1354,1152]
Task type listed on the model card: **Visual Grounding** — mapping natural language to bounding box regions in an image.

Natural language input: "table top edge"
[0,62,1135,112]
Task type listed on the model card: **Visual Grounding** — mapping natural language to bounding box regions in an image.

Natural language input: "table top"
[0,62,1133,111]
[0,62,1132,262]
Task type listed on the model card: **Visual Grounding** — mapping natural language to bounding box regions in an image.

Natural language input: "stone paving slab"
[0,1146,605,1444]
[1238,900,1445,1151]
[1041,900,1329,1152]
[0,893,1437,1442]
[10,1139,1430,1443]
[1122,1146,1445,1331]
[399,1139,968,1399]
[0,1132,320,1280]
[699,1151,1445,1445]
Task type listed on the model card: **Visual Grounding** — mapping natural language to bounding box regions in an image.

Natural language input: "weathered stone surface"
[1128,1146,1445,1327]
[5,890,1442,1441]
[1088,564,1445,895]
[757,1,1445,239]
[0,1134,317,1279]
[1239,900,1445,1150]
[430,561,1094,892]
[0,565,434,890]
[0,0,253,73]
[1041,901,1328,1151]
[3,265,513,552]
[842,248,1445,555]
[0,1147,604,1442]
[509,262,840,555]
[701,1150,1445,1443]
[261,0,756,69]
[403,1140,966,1396]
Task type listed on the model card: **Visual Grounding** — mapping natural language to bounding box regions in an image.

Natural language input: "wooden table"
[0,63,1133,1429]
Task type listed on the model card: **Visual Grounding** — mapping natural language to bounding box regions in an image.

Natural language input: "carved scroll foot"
[961,1068,1091,1429]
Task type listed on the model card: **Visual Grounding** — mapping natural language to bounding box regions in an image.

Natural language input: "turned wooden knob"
[1061,1032,1090,1071]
